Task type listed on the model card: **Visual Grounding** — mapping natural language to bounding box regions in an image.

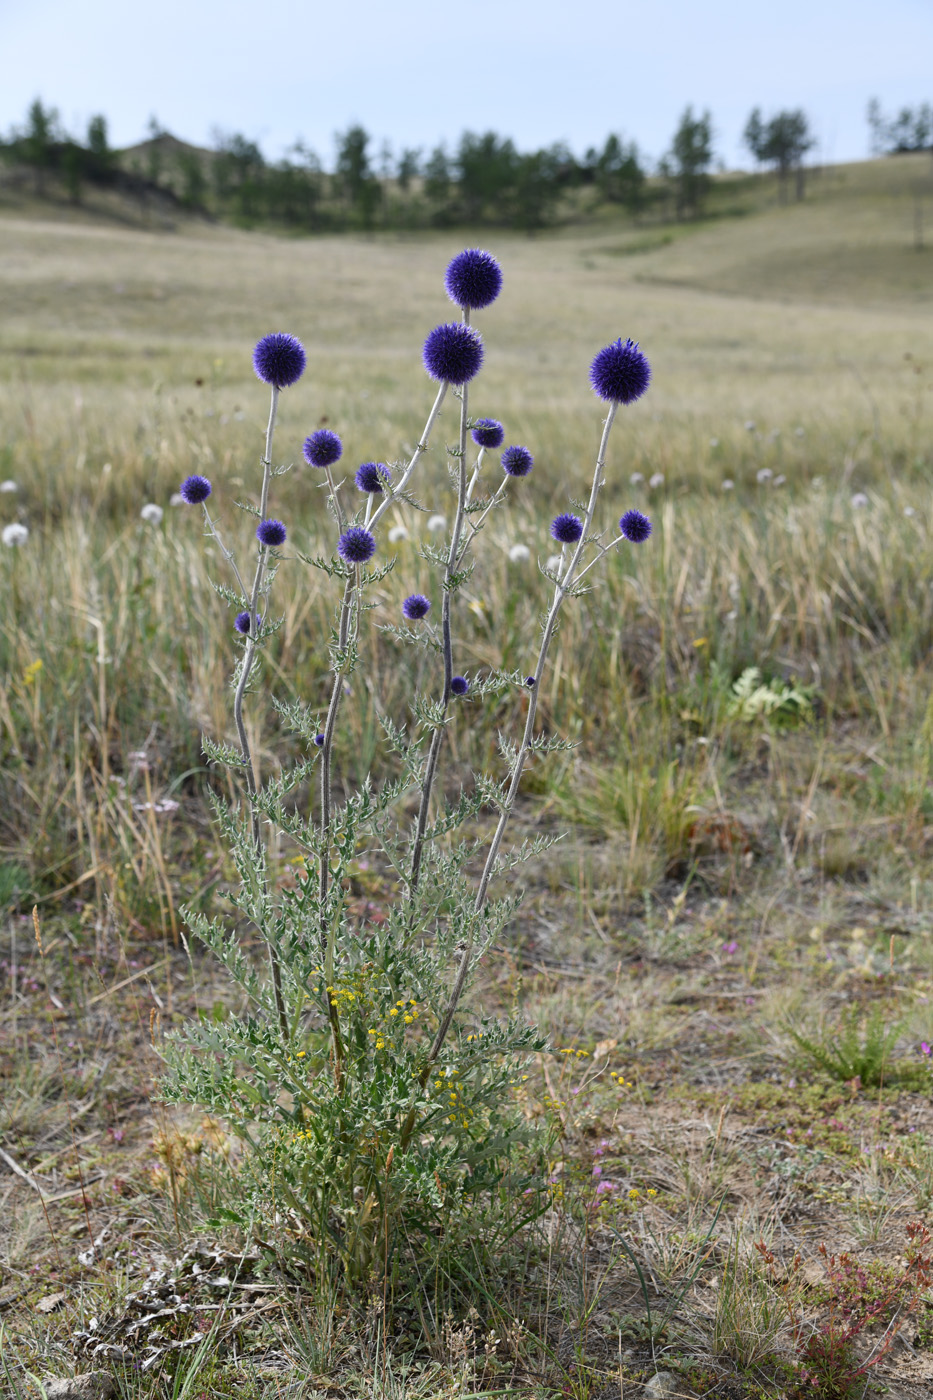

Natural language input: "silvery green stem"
[425,402,619,1067]
[233,385,279,838]
[230,383,287,1040]
[460,476,508,557]
[315,384,448,1084]
[319,382,448,934]
[319,576,354,940]
[408,361,470,897]
[465,446,485,504]
[368,381,448,533]
[323,463,345,531]
[573,531,625,584]
[200,505,250,601]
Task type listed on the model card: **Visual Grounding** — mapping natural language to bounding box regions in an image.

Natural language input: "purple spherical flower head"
[355,461,391,494]
[257,519,287,547]
[445,249,503,311]
[313,733,325,747]
[471,418,505,450]
[338,526,376,564]
[423,323,484,385]
[501,445,534,478]
[252,333,306,389]
[402,593,431,620]
[589,338,651,405]
[234,611,252,635]
[619,509,652,543]
[450,675,469,696]
[180,474,211,504]
[551,513,583,544]
[525,676,536,688]
[303,430,342,468]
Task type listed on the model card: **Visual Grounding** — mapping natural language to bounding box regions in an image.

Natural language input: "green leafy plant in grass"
[726,665,816,728]
[786,1003,919,1088]
[157,253,655,1291]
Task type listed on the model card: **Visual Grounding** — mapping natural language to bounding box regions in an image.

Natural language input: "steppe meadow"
[3,152,933,1399]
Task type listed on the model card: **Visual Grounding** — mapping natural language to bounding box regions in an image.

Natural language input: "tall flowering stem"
[230,383,288,1040]
[424,403,619,1072]
[315,382,448,1083]
[409,319,472,897]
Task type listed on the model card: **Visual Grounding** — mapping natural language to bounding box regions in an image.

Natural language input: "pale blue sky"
[3,0,930,169]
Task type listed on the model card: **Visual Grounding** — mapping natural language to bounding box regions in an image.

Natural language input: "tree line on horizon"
[0,97,927,234]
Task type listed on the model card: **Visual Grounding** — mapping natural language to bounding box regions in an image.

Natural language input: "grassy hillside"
[2,157,933,1399]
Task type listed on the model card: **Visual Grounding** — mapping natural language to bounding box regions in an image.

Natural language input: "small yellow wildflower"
[628,1188,640,1200]
[297,1050,306,1058]
[389,1008,399,1017]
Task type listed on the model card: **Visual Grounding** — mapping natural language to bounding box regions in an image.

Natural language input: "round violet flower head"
[589,338,651,404]
[471,418,505,450]
[313,733,325,747]
[180,474,211,504]
[450,675,469,696]
[234,611,253,634]
[445,249,503,310]
[338,526,376,564]
[423,323,484,385]
[402,593,431,620]
[252,333,306,388]
[303,430,342,468]
[619,509,652,543]
[355,461,391,494]
[257,519,287,547]
[525,676,536,688]
[551,513,584,544]
[501,445,534,478]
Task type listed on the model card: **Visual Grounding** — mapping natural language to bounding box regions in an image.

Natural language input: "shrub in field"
[158,248,652,1287]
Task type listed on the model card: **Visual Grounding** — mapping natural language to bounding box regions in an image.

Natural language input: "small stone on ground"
[44,1373,116,1400]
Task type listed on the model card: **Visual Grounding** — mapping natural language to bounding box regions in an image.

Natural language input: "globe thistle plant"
[550,513,584,544]
[180,474,212,504]
[444,248,503,311]
[338,525,376,564]
[355,462,391,494]
[471,418,505,449]
[501,445,534,478]
[402,593,431,620]
[303,429,342,467]
[423,323,484,385]
[619,508,652,543]
[256,519,287,547]
[589,337,651,404]
[252,332,307,388]
[161,249,654,1293]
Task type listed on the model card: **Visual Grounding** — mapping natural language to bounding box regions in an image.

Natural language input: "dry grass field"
[3,152,933,1399]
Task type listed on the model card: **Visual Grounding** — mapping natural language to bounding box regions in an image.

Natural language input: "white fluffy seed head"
[141,503,164,524]
[2,523,28,547]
